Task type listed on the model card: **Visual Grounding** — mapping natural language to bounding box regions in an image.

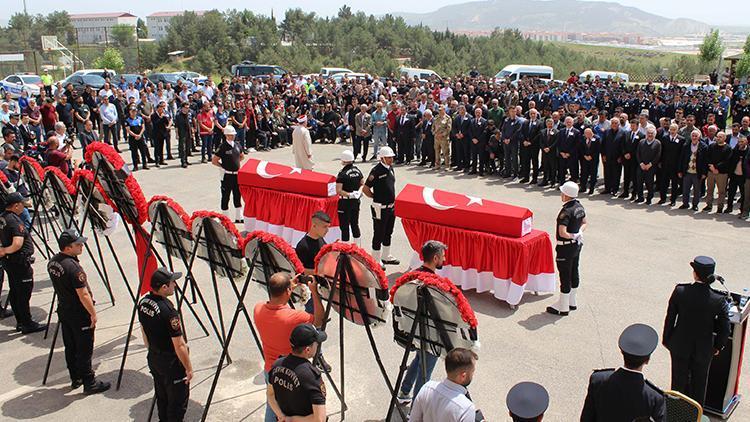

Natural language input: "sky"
[2,0,747,26]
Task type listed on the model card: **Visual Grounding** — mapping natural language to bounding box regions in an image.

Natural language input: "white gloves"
[572,232,584,244]
[348,190,362,200]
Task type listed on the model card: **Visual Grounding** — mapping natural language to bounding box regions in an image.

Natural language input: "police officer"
[0,192,45,333]
[662,256,731,406]
[547,181,587,316]
[506,381,549,422]
[48,229,110,394]
[336,150,364,246]
[581,323,666,422]
[125,106,149,171]
[138,267,193,422]
[363,146,400,267]
[212,125,245,223]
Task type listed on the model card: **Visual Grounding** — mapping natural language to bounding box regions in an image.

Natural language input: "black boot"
[83,379,111,395]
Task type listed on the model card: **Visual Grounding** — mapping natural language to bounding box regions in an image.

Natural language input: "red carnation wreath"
[71,169,117,210]
[44,166,77,195]
[190,210,244,250]
[84,141,125,169]
[19,155,46,179]
[391,271,478,328]
[314,242,388,289]
[245,230,305,274]
[148,195,192,230]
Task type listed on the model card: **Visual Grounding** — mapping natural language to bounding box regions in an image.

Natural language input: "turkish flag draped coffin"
[395,183,533,238]
[238,158,336,197]
[239,159,341,245]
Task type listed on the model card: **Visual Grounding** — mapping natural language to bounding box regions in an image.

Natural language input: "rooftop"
[147,11,206,18]
[69,12,136,19]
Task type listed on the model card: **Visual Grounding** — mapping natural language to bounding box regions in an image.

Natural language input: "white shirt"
[410,379,476,422]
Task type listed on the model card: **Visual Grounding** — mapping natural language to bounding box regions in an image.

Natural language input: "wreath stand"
[315,248,405,421]
[19,159,58,260]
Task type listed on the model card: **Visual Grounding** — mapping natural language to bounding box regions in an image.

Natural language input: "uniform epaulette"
[675,282,691,286]
[644,378,664,394]
[592,368,615,373]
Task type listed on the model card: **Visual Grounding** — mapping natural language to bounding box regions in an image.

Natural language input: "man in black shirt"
[336,150,364,245]
[174,102,193,168]
[55,95,74,135]
[267,323,327,421]
[212,125,245,223]
[48,229,110,393]
[138,268,193,422]
[0,192,45,333]
[295,211,330,275]
[151,102,172,166]
[364,146,400,267]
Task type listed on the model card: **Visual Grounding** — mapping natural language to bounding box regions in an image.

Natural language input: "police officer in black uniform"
[581,323,666,422]
[662,256,731,406]
[506,381,549,422]
[547,181,587,316]
[48,229,110,393]
[0,192,45,333]
[212,125,245,224]
[336,150,364,246]
[138,267,194,422]
[363,146,400,267]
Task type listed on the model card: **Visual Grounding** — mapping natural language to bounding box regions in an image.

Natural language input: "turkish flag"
[135,226,158,297]
[238,158,336,197]
[395,183,533,238]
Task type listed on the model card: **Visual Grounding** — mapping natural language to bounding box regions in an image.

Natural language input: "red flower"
[71,169,117,211]
[19,155,46,179]
[390,271,478,328]
[314,242,388,290]
[0,170,8,184]
[148,195,192,229]
[123,175,148,226]
[84,141,125,169]
[44,166,77,195]
[190,210,243,250]
[245,230,305,274]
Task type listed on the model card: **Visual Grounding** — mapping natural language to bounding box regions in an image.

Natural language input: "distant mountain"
[393,0,728,36]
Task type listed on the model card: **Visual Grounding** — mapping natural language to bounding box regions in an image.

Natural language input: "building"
[69,12,138,45]
[147,11,206,41]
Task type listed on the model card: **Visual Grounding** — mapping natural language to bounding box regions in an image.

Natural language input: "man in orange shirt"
[254,272,324,422]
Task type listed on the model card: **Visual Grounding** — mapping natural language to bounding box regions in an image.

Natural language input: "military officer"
[363,146,400,267]
[547,181,586,316]
[581,323,666,422]
[47,229,110,394]
[138,268,194,422]
[662,256,731,406]
[506,381,549,422]
[335,150,364,246]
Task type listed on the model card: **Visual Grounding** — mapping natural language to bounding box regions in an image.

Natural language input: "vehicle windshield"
[161,74,182,83]
[81,74,106,85]
[495,70,512,78]
[20,75,42,84]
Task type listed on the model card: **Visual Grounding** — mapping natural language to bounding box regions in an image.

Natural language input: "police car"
[0,73,43,99]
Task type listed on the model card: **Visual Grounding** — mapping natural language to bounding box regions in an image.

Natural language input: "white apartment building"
[69,12,138,45]
[147,11,205,41]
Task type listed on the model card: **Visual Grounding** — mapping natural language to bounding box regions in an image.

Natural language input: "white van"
[399,67,442,82]
[494,65,554,84]
[320,67,353,78]
[580,70,629,84]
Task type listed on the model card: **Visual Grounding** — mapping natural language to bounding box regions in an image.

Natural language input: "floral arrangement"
[44,166,77,195]
[314,242,388,289]
[390,271,478,329]
[245,230,304,274]
[148,195,192,230]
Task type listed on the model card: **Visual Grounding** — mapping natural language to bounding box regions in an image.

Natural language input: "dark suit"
[468,117,488,173]
[578,136,601,193]
[18,123,37,149]
[501,116,524,177]
[520,118,542,181]
[621,131,641,197]
[658,134,685,203]
[663,282,731,405]
[420,119,434,165]
[581,368,666,422]
[601,128,626,194]
[538,127,558,185]
[451,113,472,170]
[557,127,580,184]
[396,114,417,163]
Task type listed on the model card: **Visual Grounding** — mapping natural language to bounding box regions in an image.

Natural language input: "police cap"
[290,323,327,348]
[58,228,88,249]
[690,256,715,279]
[3,192,24,207]
[506,381,549,419]
[150,267,182,290]
[618,323,658,357]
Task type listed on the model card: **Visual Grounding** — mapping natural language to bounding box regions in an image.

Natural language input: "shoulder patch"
[367,175,375,182]
[170,316,181,331]
[78,271,87,283]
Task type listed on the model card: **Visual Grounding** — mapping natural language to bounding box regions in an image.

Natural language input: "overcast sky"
[3,0,747,26]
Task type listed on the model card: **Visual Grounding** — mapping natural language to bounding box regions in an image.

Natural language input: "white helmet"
[559,181,579,198]
[340,150,355,162]
[224,125,237,136]
[377,146,396,158]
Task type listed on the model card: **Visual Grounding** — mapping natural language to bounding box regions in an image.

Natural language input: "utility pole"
[23,0,27,14]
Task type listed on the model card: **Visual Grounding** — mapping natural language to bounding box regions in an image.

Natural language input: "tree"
[698,29,724,71]
[736,54,750,79]
[93,48,125,72]
[743,34,750,55]
[338,5,353,20]
[137,18,148,39]
[111,24,135,47]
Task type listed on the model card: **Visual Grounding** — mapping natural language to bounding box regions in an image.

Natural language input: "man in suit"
[418,110,434,167]
[501,107,524,179]
[635,126,661,204]
[557,116,580,185]
[601,118,626,195]
[468,107,488,176]
[581,323,666,422]
[619,120,641,199]
[354,104,372,162]
[538,118,558,187]
[678,129,708,211]
[578,128,601,195]
[663,256,731,406]
[395,106,417,165]
[520,108,542,184]
[451,105,472,172]
[658,123,685,206]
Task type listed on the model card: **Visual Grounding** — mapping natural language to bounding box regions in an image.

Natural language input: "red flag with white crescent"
[238,158,336,197]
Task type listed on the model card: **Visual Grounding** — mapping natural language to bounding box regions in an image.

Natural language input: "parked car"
[494,64,554,85]
[579,70,629,84]
[0,73,43,98]
[147,72,194,89]
[399,67,442,82]
[175,71,208,84]
[320,67,353,78]
[69,68,118,81]
[57,73,106,96]
[331,72,372,86]
[230,61,288,79]
[116,73,142,87]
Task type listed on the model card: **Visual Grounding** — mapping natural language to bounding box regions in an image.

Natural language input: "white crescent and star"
[257,160,282,179]
[423,187,484,210]
[290,167,303,174]
[466,195,483,206]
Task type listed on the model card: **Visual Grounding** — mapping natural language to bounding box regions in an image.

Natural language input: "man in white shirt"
[410,348,482,422]
[99,96,119,151]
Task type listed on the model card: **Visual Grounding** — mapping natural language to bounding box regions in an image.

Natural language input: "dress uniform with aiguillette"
[48,229,110,393]
[547,181,586,316]
[581,323,666,422]
[506,381,549,422]
[336,150,364,245]
[662,256,731,406]
[138,268,191,422]
[213,125,244,223]
[364,146,400,266]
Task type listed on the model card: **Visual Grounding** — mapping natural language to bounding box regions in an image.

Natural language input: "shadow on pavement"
[517,311,562,331]
[129,395,204,421]
[1,386,81,419]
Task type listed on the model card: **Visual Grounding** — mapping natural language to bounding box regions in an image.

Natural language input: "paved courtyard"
[0,140,748,421]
